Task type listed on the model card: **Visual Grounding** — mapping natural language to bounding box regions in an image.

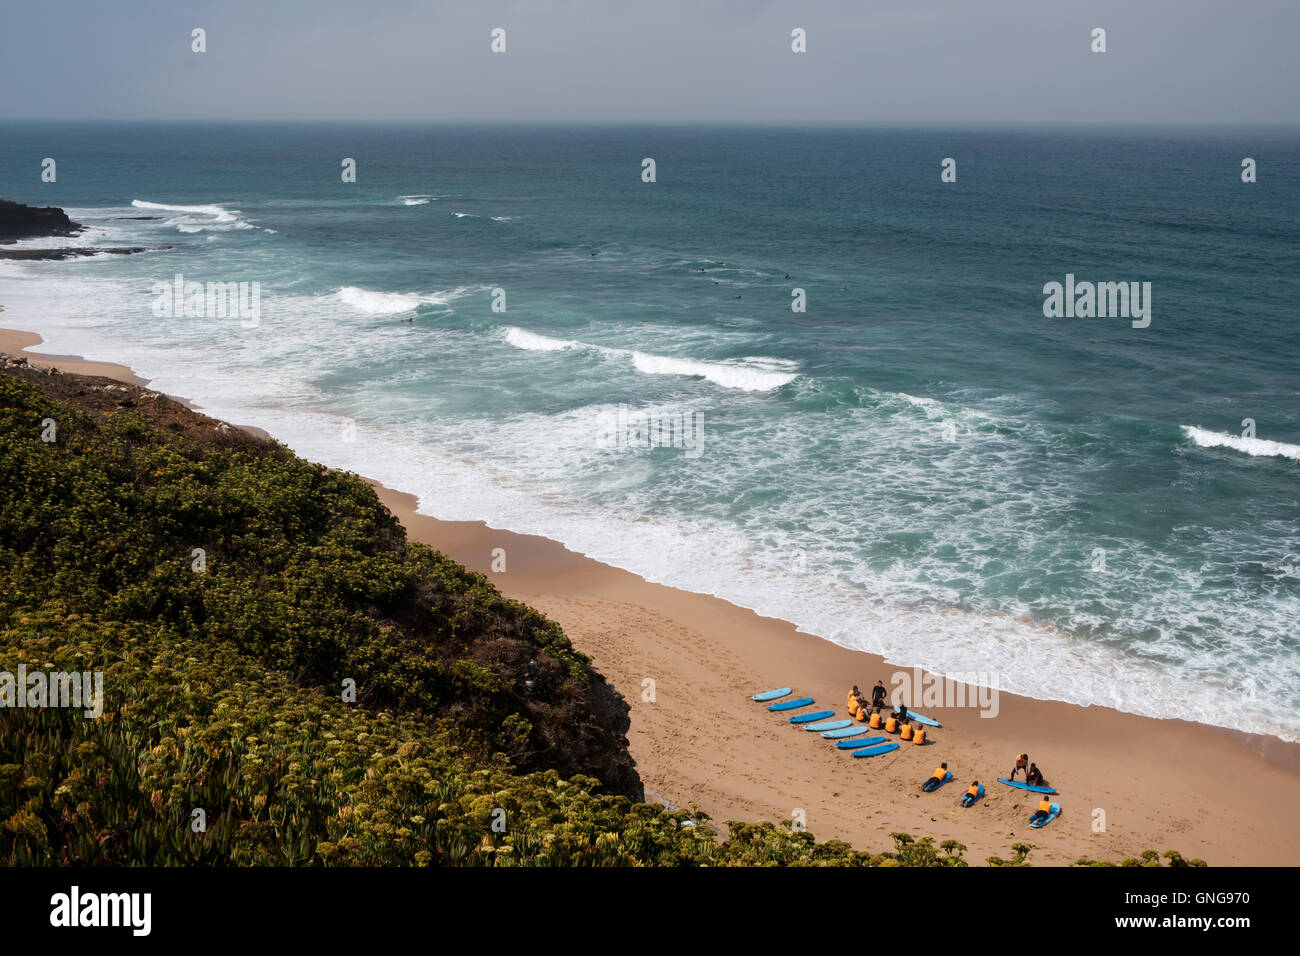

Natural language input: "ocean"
[2,122,1297,740]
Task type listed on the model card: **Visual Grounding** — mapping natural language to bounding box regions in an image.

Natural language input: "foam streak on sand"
[502,326,799,392]
[1183,425,1300,461]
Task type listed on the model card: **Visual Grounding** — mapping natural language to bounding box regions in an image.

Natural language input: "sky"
[1,0,1297,124]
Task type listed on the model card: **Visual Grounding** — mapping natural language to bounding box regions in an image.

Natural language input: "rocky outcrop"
[0,198,83,239]
[0,246,157,261]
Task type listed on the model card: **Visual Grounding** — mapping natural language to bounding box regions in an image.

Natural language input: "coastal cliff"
[0,199,83,240]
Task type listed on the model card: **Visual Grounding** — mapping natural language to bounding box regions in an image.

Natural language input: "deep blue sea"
[2,122,1297,739]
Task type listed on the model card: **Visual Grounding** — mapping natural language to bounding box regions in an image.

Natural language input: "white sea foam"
[502,327,798,392]
[630,352,798,391]
[7,264,1296,745]
[131,199,254,233]
[337,287,424,314]
[503,327,586,352]
[399,195,432,206]
[334,285,479,315]
[1183,426,1300,461]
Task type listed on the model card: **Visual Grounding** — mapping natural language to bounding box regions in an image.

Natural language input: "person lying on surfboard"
[962,781,983,807]
[1030,799,1053,824]
[1026,763,1046,788]
[923,763,949,790]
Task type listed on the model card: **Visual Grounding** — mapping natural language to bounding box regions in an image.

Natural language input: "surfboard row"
[750,687,935,759]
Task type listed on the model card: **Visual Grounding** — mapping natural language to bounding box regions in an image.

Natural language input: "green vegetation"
[0,367,1208,866]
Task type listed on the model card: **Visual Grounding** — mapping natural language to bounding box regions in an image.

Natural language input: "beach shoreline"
[5,323,1300,866]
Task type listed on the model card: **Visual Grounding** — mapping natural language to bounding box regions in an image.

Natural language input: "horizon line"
[3,117,1300,130]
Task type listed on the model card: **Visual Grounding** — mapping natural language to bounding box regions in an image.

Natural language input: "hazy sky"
[2,0,1297,124]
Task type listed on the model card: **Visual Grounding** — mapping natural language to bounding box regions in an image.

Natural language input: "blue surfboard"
[904,710,942,728]
[805,719,853,732]
[752,687,792,702]
[997,777,1057,795]
[823,726,872,739]
[921,771,953,792]
[789,710,835,724]
[768,697,814,712]
[1029,803,1062,828]
[835,736,886,749]
[852,742,900,758]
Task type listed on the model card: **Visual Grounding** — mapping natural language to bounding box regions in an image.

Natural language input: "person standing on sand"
[1010,753,1029,780]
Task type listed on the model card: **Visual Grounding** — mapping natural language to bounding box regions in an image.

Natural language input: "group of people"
[924,763,985,806]
[1010,752,1048,789]
[846,683,927,744]
[846,684,1058,822]
[923,753,1054,817]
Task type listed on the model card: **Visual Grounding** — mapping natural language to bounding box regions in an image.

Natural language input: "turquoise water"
[2,122,1298,739]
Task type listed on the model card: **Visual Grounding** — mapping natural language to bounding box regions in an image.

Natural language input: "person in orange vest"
[922,762,949,791]
[913,725,927,745]
[884,713,899,734]
[1030,799,1053,824]
[900,721,913,741]
[961,781,984,807]
[1010,753,1029,780]
[868,707,882,729]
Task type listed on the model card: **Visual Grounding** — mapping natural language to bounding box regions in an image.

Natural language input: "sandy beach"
[5,323,1300,866]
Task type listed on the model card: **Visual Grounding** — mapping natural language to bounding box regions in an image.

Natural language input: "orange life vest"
[900,722,913,740]
[913,728,926,745]
[1016,754,1028,769]
[1038,799,1052,813]
[855,706,870,723]
[967,785,980,798]
[885,717,898,733]
[848,698,861,718]
[869,712,881,729]
[932,767,947,780]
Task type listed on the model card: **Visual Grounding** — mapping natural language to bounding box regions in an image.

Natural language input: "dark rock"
[0,198,83,239]
[0,246,157,261]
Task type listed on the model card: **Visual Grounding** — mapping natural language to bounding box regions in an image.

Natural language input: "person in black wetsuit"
[1026,763,1046,788]
[871,681,887,709]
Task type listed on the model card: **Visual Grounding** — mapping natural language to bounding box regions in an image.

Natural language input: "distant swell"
[502,327,798,392]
